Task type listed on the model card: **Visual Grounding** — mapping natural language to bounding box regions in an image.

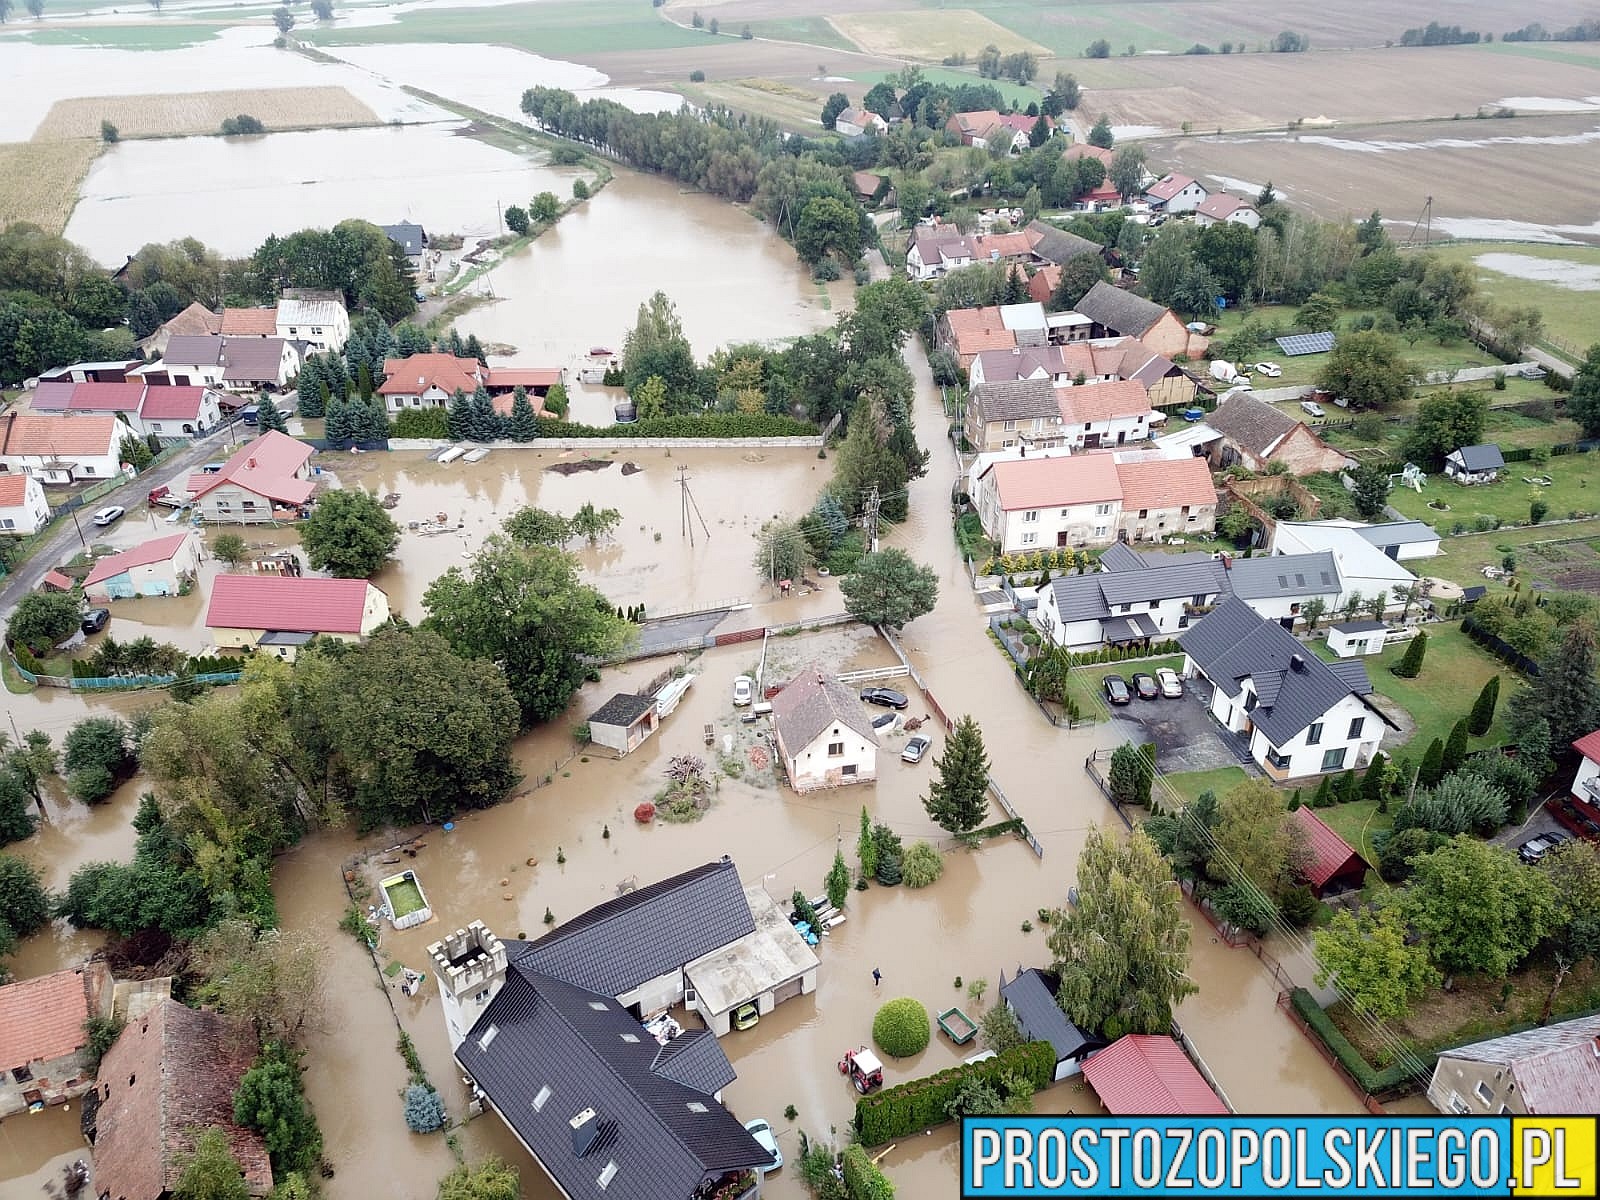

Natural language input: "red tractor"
[838,1047,885,1094]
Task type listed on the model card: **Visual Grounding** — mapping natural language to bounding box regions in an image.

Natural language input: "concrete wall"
[616,968,685,1017]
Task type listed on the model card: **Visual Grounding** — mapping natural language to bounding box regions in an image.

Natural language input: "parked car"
[1543,829,1574,853]
[1518,835,1560,864]
[1102,674,1131,706]
[901,735,932,764]
[1131,672,1159,701]
[732,675,754,707]
[744,1119,782,1172]
[80,608,110,634]
[1300,400,1326,419]
[860,686,909,710]
[1253,361,1282,378]
[732,1002,760,1031]
[90,505,125,527]
[1332,395,1351,408]
[870,711,899,733]
[1155,667,1184,698]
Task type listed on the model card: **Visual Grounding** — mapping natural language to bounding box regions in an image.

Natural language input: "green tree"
[503,506,571,547]
[7,590,82,654]
[1,730,54,811]
[1400,835,1559,977]
[1313,907,1439,1019]
[1467,676,1500,736]
[922,715,990,834]
[530,191,561,223]
[1049,253,1109,310]
[1108,146,1146,198]
[1400,390,1488,469]
[0,854,51,938]
[1316,330,1413,410]
[543,382,568,418]
[979,1002,1026,1054]
[1107,742,1144,806]
[568,502,621,546]
[1086,114,1114,148]
[1084,39,1111,59]
[272,5,293,33]
[423,535,632,725]
[840,548,937,631]
[1362,751,1389,803]
[0,770,34,846]
[233,1043,323,1175]
[1393,631,1427,678]
[1509,619,1600,749]
[754,519,814,584]
[212,532,249,568]
[174,1128,251,1200]
[299,488,399,577]
[1210,777,1303,898]
[194,919,327,1043]
[622,291,696,400]
[1143,788,1217,879]
[1544,840,1600,964]
[795,197,862,265]
[1567,343,1600,439]
[821,92,849,129]
[1045,70,1081,112]
[310,0,332,18]
[825,849,850,910]
[1170,262,1220,320]
[872,996,930,1056]
[1418,737,1446,788]
[1047,825,1196,1037]
[507,386,538,441]
[1302,597,1327,630]
[438,1157,521,1200]
[1349,464,1392,521]
[503,205,529,235]
[856,805,877,879]
[1442,718,1470,775]
[901,841,944,888]
[63,716,132,804]
[118,432,153,470]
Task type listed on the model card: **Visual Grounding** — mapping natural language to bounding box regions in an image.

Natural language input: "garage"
[773,977,805,1005]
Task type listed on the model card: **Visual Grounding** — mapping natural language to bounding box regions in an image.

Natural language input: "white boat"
[437,446,466,464]
[653,673,695,718]
[462,448,490,463]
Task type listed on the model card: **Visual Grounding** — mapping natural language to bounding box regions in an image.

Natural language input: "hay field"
[33,87,380,141]
[830,9,1048,61]
[0,140,101,235]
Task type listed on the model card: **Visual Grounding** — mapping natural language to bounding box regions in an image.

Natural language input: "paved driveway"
[1105,677,1259,775]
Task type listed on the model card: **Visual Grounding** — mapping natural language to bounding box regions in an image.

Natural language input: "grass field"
[34,87,380,140]
[20,23,230,51]
[1426,517,1600,587]
[685,79,826,129]
[744,16,860,52]
[831,8,1048,61]
[1315,797,1392,867]
[1163,765,1248,805]
[1428,241,1600,358]
[1386,452,1599,533]
[0,139,100,235]
[305,0,706,55]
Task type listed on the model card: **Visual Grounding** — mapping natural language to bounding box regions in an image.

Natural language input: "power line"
[676,465,710,546]
[861,485,881,553]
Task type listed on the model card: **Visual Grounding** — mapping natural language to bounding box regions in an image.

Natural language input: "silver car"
[91,505,125,526]
[1299,400,1326,419]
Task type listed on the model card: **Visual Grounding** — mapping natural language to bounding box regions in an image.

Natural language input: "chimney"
[247,457,257,469]
[1220,553,1232,570]
[570,1108,600,1157]
[1290,654,1306,672]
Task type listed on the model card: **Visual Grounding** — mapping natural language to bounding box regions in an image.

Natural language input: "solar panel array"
[1276,331,1335,356]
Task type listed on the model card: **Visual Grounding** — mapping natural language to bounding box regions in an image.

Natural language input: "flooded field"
[457,169,846,361]
[64,123,582,263]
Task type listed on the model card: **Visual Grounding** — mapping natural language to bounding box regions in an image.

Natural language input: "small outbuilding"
[1444,443,1505,485]
[82,532,202,601]
[1082,1033,1229,1114]
[1326,619,1388,658]
[685,886,820,1036]
[587,692,659,757]
[998,967,1104,1081]
[771,663,878,792]
[1292,806,1369,897]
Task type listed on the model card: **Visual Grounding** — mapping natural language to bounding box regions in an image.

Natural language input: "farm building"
[0,963,112,1118]
[1071,282,1210,361]
[0,473,50,534]
[82,532,202,601]
[1326,620,1389,657]
[1082,1034,1229,1114]
[772,664,879,792]
[205,574,390,659]
[587,692,659,757]
[1204,392,1351,476]
[1291,807,1369,896]
[1444,443,1505,485]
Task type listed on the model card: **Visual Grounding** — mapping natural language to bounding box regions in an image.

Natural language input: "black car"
[1102,674,1131,706]
[1131,672,1160,701]
[81,608,110,634]
[860,686,909,710]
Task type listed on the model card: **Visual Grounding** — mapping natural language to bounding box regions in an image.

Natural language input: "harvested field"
[0,140,100,235]
[685,79,827,129]
[33,86,381,141]
[830,9,1049,61]
[743,16,860,53]
[582,38,899,89]
[307,0,705,55]
[1143,114,1600,243]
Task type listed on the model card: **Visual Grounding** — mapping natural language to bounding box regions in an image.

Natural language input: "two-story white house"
[0,412,135,484]
[1195,193,1261,229]
[187,429,315,523]
[1038,546,1229,652]
[376,353,486,413]
[1571,729,1600,810]
[0,473,50,534]
[974,452,1123,553]
[276,290,350,354]
[1143,173,1210,213]
[1221,551,1343,628]
[139,385,225,437]
[1057,379,1158,450]
[1178,598,1392,780]
[772,665,878,792]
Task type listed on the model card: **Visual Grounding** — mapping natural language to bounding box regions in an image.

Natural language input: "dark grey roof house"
[380,221,429,257]
[970,377,1058,423]
[1040,555,1227,649]
[1072,280,1168,339]
[1024,220,1105,266]
[1444,443,1506,481]
[1223,552,1341,603]
[998,967,1103,1081]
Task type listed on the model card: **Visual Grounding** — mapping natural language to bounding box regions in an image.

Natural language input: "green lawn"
[746,17,860,53]
[1319,389,1576,458]
[1065,653,1185,723]
[1386,451,1600,533]
[306,0,705,54]
[1427,241,1600,360]
[21,23,230,50]
[956,1,1198,56]
[1314,626,1509,755]
[1426,517,1600,587]
[1314,798,1392,868]
[1163,765,1247,805]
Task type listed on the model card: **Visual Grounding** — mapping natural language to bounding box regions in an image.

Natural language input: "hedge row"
[68,653,247,680]
[1067,639,1183,667]
[955,817,1026,845]
[854,1040,1055,1146]
[533,413,818,439]
[1288,988,1425,1094]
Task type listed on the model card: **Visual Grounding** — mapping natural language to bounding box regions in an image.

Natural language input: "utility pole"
[862,485,881,554]
[677,465,710,546]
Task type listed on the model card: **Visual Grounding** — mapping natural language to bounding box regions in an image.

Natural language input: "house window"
[241,500,257,510]
[1321,747,1348,772]
[1094,504,1112,516]
[1449,1096,1471,1116]
[1094,525,1107,538]
[288,327,298,336]
[1148,601,1159,611]
[1023,510,1039,522]
[1306,722,1323,746]
[1003,420,1016,431]
[1059,508,1071,518]
[1138,509,1148,519]
[1348,717,1366,740]
[1021,532,1038,546]
[0,519,11,530]
[1243,691,1258,712]
[1121,604,1132,614]
[842,764,857,776]
[827,741,844,757]
[1266,747,1292,771]
[1474,1081,1494,1105]
[81,466,95,476]
[11,1066,33,1084]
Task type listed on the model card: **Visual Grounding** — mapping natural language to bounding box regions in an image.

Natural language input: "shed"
[588,692,659,756]
[1444,443,1505,485]
[998,968,1103,1081]
[1292,806,1369,896]
[685,886,820,1035]
[1082,1034,1229,1114]
[82,532,201,601]
[1326,619,1388,658]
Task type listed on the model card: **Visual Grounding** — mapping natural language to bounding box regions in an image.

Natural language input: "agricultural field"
[0,139,101,235]
[304,0,707,55]
[742,16,860,53]
[829,8,1048,61]
[19,23,231,51]
[683,78,828,129]
[1423,517,1600,589]
[1428,241,1600,358]
[33,87,381,140]
[847,64,1041,107]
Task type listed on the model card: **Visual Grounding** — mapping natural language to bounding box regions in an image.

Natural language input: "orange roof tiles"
[1116,455,1217,510]
[943,307,1017,358]
[0,413,121,457]
[377,353,483,396]
[0,475,31,506]
[1056,379,1151,425]
[990,453,1121,511]
[220,306,278,336]
[0,967,90,1067]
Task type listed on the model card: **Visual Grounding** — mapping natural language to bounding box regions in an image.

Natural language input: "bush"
[689,69,705,82]
[841,1145,894,1199]
[534,412,814,439]
[402,1084,446,1133]
[901,841,944,888]
[854,1042,1054,1145]
[813,257,842,282]
[1288,988,1428,1092]
[872,997,930,1057]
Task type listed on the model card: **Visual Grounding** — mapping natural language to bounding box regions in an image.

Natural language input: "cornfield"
[0,140,101,235]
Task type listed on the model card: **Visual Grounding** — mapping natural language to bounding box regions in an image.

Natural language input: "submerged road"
[884,337,1363,1114]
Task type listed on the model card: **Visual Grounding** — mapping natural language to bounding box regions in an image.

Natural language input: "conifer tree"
[923,715,991,834]
[254,393,288,434]
[1418,737,1446,787]
[447,388,472,440]
[1467,676,1500,737]
[1442,719,1470,776]
[508,386,539,441]
[1362,751,1388,803]
[324,394,353,444]
[1312,774,1333,807]
[1393,631,1427,678]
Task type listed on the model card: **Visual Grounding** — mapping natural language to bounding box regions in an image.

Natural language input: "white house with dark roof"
[276,289,349,354]
[1326,619,1389,657]
[1221,550,1343,627]
[1178,597,1392,780]
[771,664,878,791]
[1272,520,1429,614]
[1427,1014,1600,1115]
[1444,442,1506,485]
[998,968,1105,1081]
[1038,549,1228,652]
[586,693,659,757]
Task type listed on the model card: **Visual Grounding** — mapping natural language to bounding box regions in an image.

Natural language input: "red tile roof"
[189,429,314,505]
[84,533,194,587]
[1027,264,1060,305]
[93,999,271,1200]
[1145,173,1198,201]
[377,353,483,396]
[0,967,91,1068]
[42,570,74,591]
[1198,193,1254,221]
[0,412,122,457]
[490,390,548,419]
[68,381,145,412]
[988,452,1122,511]
[0,475,32,506]
[1115,455,1216,511]
[1062,143,1114,165]
[1083,1034,1228,1114]
[944,307,1017,359]
[1292,806,1368,889]
[206,574,378,634]
[139,385,207,420]
[1573,729,1600,762]
[220,306,278,336]
[1056,379,1151,425]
